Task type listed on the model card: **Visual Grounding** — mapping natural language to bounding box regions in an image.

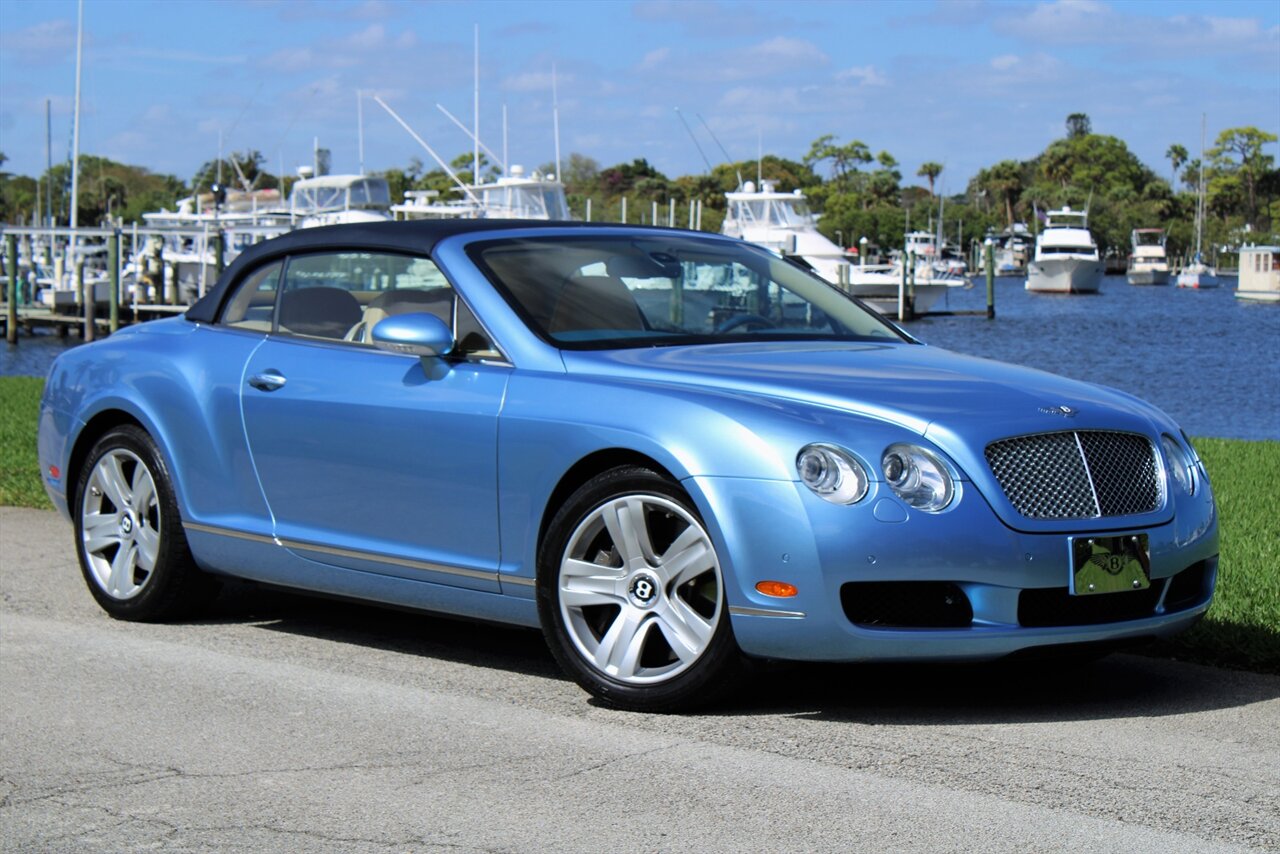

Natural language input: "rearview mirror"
[370,312,454,357]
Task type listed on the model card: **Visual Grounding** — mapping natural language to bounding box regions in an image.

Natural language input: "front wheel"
[74,424,217,621]
[537,466,743,712]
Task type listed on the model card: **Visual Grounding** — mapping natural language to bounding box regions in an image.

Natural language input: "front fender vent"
[985,431,1160,520]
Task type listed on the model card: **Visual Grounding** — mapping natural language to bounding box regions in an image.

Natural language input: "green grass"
[1146,437,1280,673]
[0,377,52,510]
[1,377,1276,673]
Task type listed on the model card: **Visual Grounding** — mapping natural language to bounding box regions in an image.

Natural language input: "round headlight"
[882,444,954,512]
[796,444,868,505]
[1161,435,1194,496]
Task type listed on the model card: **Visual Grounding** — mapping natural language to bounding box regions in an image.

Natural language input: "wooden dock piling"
[5,233,16,344]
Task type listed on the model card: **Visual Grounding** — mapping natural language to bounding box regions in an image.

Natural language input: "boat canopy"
[290,176,391,214]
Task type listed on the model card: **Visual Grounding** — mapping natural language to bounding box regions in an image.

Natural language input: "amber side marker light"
[755,581,798,598]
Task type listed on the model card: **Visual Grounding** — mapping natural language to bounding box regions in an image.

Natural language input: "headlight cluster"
[796,442,955,512]
[881,444,954,512]
[1161,434,1195,496]
[796,444,868,505]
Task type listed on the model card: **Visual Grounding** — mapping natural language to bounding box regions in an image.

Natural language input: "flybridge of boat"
[1133,228,1166,247]
[724,181,814,230]
[1044,206,1090,229]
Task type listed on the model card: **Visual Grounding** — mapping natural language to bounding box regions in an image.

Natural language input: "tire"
[73,424,218,621]
[537,466,743,712]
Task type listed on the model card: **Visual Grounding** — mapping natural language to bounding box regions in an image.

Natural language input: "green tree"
[917,161,943,198]
[1166,144,1188,190]
[1208,126,1278,229]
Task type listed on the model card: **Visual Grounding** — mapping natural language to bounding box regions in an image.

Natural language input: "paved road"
[2,506,1277,853]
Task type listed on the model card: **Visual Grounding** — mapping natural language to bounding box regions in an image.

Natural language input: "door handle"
[248,371,287,392]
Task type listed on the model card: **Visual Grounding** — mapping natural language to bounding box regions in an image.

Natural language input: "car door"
[240,249,510,592]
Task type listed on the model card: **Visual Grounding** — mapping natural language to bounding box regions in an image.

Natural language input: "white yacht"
[1127,228,1171,285]
[1235,245,1280,303]
[986,223,1035,275]
[722,181,963,315]
[1025,207,1104,293]
[391,166,570,221]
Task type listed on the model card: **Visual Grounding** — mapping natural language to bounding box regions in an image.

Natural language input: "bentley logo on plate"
[1039,405,1078,417]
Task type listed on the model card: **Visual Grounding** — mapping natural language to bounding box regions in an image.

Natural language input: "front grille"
[841,582,973,628]
[985,431,1161,519]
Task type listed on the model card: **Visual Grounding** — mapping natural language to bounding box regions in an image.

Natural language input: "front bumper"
[688,475,1219,663]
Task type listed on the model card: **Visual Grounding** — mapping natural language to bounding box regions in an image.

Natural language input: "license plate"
[1070,534,1150,596]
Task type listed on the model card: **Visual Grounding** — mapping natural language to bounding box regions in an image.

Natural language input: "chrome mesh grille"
[984,431,1161,519]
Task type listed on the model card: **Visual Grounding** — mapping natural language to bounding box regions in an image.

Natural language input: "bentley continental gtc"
[37,221,1219,711]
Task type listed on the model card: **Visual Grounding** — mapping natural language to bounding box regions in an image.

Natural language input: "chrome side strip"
[729,605,806,619]
[182,521,497,583]
[281,538,495,582]
[184,522,279,546]
[502,575,536,587]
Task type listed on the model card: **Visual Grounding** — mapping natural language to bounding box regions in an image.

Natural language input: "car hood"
[560,341,1173,469]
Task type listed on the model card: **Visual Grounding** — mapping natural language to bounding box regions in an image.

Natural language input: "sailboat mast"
[69,0,83,232]
[1196,113,1206,260]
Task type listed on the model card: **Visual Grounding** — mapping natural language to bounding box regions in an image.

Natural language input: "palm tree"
[1166,144,1188,190]
[917,161,943,198]
[985,160,1024,227]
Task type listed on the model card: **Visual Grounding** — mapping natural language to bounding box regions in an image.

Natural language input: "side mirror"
[370,312,454,357]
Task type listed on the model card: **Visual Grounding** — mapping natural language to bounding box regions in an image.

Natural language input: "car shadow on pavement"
[193,579,562,679]
[722,654,1280,724]
[191,579,1277,723]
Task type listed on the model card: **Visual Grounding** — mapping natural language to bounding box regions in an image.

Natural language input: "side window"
[221,262,283,330]
[277,252,453,343]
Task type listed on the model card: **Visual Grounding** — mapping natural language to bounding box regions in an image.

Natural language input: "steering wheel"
[715,313,776,333]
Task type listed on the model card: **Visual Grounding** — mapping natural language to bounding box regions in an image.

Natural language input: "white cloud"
[836,65,887,86]
[989,55,1019,71]
[637,47,671,72]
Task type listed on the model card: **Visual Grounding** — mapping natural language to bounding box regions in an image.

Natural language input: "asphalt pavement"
[2,506,1277,853]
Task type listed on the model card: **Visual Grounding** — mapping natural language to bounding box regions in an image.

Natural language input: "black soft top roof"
[184,218,650,323]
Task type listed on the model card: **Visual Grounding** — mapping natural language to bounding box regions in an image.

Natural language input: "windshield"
[469,234,908,349]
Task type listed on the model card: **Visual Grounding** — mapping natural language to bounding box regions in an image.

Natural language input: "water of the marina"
[3,275,1277,440]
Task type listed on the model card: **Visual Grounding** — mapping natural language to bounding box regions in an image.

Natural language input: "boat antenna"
[697,112,740,186]
[437,103,506,173]
[69,0,83,234]
[674,108,712,174]
[757,129,762,187]
[696,113,735,166]
[552,63,562,182]
[473,24,480,184]
[357,90,365,176]
[372,95,481,203]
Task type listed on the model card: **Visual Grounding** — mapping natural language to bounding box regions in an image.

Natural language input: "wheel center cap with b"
[120,514,135,536]
[628,571,661,609]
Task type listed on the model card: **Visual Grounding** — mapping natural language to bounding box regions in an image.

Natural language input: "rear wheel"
[74,425,217,621]
[537,466,743,712]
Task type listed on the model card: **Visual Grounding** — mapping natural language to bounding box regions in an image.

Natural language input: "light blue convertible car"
[38,221,1219,710]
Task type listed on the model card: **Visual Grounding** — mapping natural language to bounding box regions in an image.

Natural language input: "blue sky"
[1,0,1277,194]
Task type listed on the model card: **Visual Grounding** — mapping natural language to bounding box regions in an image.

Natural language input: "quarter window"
[218,250,498,357]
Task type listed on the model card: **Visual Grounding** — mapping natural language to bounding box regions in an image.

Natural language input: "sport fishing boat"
[1127,228,1171,285]
[1025,206,1104,294]
[722,181,964,315]
[390,165,570,221]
